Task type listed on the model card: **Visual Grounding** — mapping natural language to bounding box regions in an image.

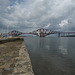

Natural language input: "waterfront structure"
[1,28,75,37]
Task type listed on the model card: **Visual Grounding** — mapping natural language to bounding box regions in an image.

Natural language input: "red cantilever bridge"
[1,28,75,37]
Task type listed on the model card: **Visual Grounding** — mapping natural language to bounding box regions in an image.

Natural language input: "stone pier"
[11,42,34,75]
[0,38,34,75]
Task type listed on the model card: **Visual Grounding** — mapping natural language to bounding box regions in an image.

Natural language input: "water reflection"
[39,38,45,47]
[59,38,68,55]
[59,45,68,55]
[24,37,75,75]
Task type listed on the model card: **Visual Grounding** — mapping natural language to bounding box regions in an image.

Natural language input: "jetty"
[0,37,34,75]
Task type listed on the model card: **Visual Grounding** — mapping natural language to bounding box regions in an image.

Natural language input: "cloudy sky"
[0,0,75,33]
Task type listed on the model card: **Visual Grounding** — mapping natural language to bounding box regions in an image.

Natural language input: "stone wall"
[0,38,34,75]
[0,38,24,44]
[11,42,34,75]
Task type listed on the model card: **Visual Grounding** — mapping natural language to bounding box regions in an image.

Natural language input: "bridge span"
[1,28,75,37]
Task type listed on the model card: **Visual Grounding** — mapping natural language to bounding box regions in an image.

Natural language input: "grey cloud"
[0,0,75,32]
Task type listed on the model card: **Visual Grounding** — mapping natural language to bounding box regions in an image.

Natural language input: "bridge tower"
[39,28,45,37]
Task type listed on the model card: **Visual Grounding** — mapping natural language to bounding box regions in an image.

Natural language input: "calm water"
[24,37,75,75]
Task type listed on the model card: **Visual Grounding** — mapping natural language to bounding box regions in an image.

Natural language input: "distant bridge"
[1,28,75,37]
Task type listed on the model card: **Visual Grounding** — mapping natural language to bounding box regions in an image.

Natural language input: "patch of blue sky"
[18,0,24,4]
[9,0,16,6]
[9,0,24,6]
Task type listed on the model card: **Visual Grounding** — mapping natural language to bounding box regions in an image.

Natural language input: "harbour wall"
[0,37,34,75]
